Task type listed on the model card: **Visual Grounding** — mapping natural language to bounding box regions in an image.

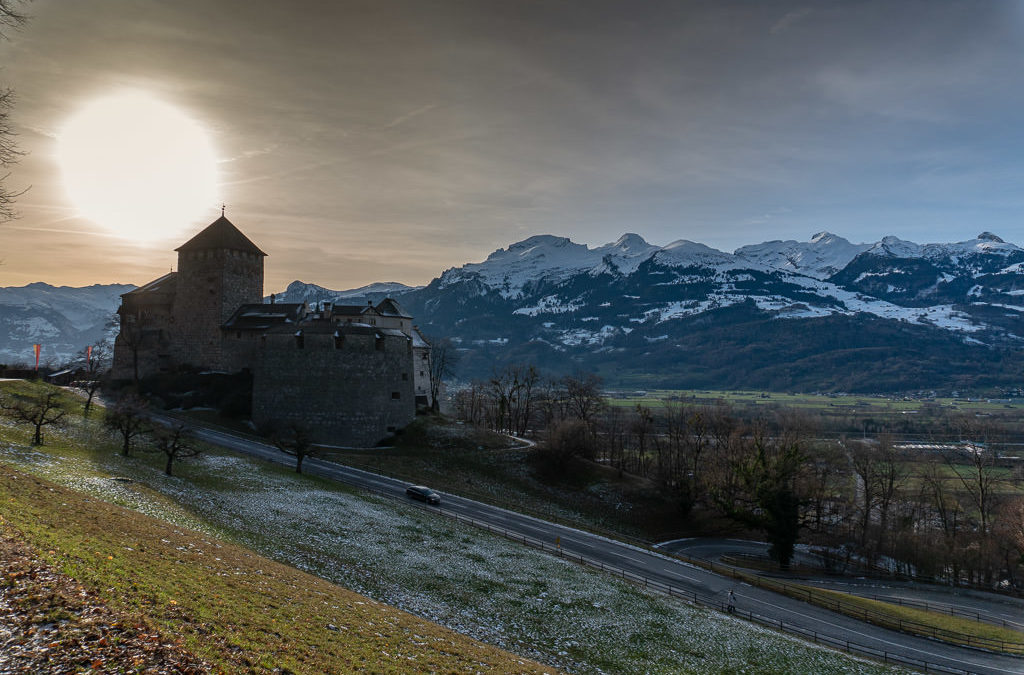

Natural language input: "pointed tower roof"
[175,215,267,256]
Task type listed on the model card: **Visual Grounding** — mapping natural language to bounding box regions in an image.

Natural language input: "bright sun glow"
[57,91,219,242]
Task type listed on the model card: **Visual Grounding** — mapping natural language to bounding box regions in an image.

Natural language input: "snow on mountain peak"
[735,232,869,279]
[610,233,650,251]
[656,240,740,269]
[866,233,1020,260]
[868,236,922,258]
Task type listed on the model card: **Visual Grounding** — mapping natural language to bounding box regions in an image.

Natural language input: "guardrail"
[862,594,1024,632]
[720,553,1024,634]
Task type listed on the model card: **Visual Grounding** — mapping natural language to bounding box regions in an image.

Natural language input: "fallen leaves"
[0,530,211,674]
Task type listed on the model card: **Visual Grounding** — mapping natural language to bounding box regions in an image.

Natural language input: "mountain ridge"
[4,231,1022,392]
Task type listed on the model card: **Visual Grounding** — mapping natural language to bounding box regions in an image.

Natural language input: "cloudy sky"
[1,0,1023,291]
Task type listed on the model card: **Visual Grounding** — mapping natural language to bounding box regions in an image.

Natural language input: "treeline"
[453,366,1024,590]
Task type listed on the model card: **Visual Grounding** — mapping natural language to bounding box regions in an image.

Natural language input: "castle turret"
[171,214,266,369]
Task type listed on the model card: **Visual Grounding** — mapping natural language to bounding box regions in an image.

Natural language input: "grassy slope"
[0,380,904,674]
[0,465,556,674]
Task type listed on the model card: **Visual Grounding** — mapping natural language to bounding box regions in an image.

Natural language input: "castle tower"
[171,214,266,370]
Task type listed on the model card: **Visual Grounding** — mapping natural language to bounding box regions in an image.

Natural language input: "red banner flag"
[33,344,41,371]
[86,345,93,367]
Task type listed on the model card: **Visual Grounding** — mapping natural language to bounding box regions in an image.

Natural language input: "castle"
[112,215,429,446]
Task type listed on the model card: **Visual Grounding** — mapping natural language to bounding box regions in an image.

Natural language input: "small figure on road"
[727,589,736,613]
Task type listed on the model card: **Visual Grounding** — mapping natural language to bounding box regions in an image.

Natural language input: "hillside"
[0,466,556,673]
[0,381,899,674]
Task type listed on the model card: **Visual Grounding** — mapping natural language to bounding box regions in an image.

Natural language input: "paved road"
[166,417,1023,675]
[663,539,1024,632]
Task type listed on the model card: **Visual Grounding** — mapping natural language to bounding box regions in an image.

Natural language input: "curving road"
[164,416,1022,675]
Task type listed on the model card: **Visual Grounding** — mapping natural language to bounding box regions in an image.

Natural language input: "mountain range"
[3,231,1022,392]
[0,282,130,368]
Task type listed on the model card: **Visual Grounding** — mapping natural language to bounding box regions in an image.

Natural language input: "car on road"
[405,485,441,505]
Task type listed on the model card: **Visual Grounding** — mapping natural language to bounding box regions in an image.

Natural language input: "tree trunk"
[165,455,174,476]
[32,424,42,445]
[296,453,304,474]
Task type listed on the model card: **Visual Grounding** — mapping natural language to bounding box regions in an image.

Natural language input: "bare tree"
[0,1,29,224]
[562,371,604,425]
[427,337,459,413]
[104,394,150,456]
[453,380,487,426]
[73,341,110,417]
[148,423,200,476]
[947,445,1005,537]
[0,1,27,31]
[270,422,315,474]
[488,364,539,436]
[0,388,66,445]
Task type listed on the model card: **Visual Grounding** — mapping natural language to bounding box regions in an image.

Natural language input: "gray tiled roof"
[176,216,267,256]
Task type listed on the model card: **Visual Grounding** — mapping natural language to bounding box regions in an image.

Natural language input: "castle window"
[402,373,408,381]
[391,392,401,400]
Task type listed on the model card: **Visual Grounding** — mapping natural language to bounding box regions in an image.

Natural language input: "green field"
[606,388,1023,413]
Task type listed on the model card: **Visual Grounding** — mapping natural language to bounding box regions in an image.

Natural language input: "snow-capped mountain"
[7,229,1024,391]
[735,231,870,279]
[436,233,662,298]
[0,282,134,367]
[387,231,1023,391]
[268,280,421,305]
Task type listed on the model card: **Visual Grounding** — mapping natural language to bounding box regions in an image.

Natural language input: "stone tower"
[171,214,266,369]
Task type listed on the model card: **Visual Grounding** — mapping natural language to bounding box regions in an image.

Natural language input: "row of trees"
[0,383,201,476]
[453,366,1024,587]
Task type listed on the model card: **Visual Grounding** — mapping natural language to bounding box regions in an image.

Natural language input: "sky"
[1,0,1023,291]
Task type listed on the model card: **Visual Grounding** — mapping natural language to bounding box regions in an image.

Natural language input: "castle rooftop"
[176,215,267,256]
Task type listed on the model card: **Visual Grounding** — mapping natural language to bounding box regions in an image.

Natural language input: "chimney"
[270,293,276,305]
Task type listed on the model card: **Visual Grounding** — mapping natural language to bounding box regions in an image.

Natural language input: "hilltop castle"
[112,215,429,446]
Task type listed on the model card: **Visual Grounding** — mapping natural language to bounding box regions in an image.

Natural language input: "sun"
[57,91,219,242]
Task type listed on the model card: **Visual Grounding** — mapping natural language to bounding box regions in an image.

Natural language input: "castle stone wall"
[251,329,415,447]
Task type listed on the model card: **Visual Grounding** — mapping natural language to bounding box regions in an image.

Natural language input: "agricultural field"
[606,388,1023,414]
